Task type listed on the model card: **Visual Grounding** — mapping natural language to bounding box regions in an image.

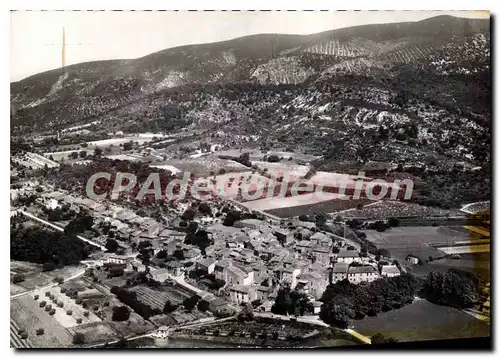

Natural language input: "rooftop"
[348,266,376,274]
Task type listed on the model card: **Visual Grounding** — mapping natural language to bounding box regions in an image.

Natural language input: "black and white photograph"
[9,9,491,349]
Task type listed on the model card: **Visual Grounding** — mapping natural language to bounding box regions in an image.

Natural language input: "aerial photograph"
[10,10,491,349]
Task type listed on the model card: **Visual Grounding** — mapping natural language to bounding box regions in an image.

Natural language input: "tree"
[72,332,85,345]
[319,295,354,329]
[181,208,196,221]
[123,141,133,151]
[388,217,400,227]
[69,152,79,159]
[12,273,25,284]
[197,299,210,312]
[371,333,398,344]
[198,202,212,216]
[112,306,130,321]
[163,300,177,314]
[79,151,87,159]
[94,147,103,156]
[105,238,119,253]
[238,302,253,321]
[421,269,478,309]
[36,328,44,335]
[267,154,281,162]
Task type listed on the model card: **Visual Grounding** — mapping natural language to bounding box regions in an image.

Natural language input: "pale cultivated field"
[253,161,310,179]
[217,149,320,163]
[149,164,182,174]
[242,192,348,211]
[195,171,272,200]
[30,285,102,328]
[12,295,73,348]
[159,158,249,176]
[438,245,490,255]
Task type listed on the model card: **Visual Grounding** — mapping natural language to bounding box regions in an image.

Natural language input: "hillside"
[11,15,489,132]
[10,15,491,207]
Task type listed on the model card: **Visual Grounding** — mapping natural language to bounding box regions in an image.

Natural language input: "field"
[243,192,348,211]
[259,195,370,218]
[363,226,470,262]
[129,284,192,309]
[217,149,320,163]
[10,262,84,297]
[11,295,73,348]
[339,200,464,219]
[195,171,271,200]
[409,252,491,280]
[68,321,118,344]
[252,161,310,179]
[158,158,249,176]
[353,299,490,342]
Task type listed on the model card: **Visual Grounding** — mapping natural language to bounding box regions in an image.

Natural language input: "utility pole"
[61,27,66,70]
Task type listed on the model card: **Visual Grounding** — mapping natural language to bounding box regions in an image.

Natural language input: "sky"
[10,10,489,82]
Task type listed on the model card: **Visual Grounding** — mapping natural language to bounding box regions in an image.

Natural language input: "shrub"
[84,311,90,317]
[75,299,83,305]
[20,332,28,340]
[93,306,99,311]
[67,310,73,316]
[36,328,44,335]
[45,291,51,297]
[49,309,56,315]
[39,301,47,308]
[213,329,220,337]
[33,295,39,300]
[12,273,25,284]
[57,302,64,308]
[60,287,67,293]
[72,333,85,345]
[76,318,82,324]
[272,332,279,340]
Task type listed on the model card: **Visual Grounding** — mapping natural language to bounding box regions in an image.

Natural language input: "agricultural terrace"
[353,299,490,342]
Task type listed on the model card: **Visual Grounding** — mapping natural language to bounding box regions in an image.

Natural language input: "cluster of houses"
[20,185,402,316]
[181,217,403,311]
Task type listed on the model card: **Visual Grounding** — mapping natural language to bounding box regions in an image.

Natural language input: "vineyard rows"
[10,319,30,348]
[130,286,191,309]
[304,40,368,57]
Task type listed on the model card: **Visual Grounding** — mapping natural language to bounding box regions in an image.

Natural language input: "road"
[10,266,87,299]
[16,210,106,251]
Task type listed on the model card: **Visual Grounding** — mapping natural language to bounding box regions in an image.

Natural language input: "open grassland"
[353,299,490,342]
[409,252,490,280]
[68,321,119,345]
[363,226,472,262]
